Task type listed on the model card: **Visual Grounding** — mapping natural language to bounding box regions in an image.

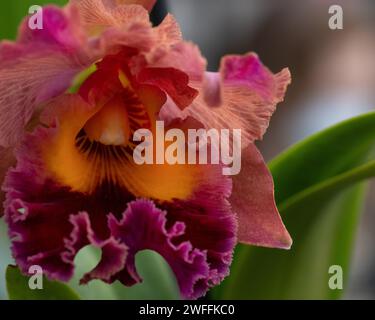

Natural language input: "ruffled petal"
[70,0,151,33]
[183,53,291,147]
[118,0,157,12]
[71,0,156,13]
[72,0,185,58]
[137,68,198,109]
[2,127,133,281]
[63,212,128,283]
[154,14,182,45]
[108,199,210,299]
[149,42,207,82]
[230,144,292,249]
[0,147,15,216]
[0,5,92,148]
[105,166,236,299]
[161,176,237,295]
[17,5,86,48]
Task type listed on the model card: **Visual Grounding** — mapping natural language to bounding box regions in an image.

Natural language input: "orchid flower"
[0,0,292,299]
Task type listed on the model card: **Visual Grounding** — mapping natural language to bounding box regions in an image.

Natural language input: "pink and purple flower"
[0,0,292,299]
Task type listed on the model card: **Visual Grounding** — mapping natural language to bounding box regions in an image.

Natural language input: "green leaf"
[68,247,180,300]
[0,0,67,40]
[6,265,80,300]
[214,111,375,299]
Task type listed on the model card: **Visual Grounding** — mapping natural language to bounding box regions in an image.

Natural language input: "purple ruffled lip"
[2,117,236,299]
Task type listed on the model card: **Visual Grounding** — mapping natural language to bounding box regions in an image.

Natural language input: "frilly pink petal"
[0,5,93,148]
[137,68,198,109]
[70,0,151,31]
[120,0,157,12]
[230,143,292,249]
[71,0,157,13]
[125,0,157,11]
[149,42,207,82]
[183,53,291,147]
[154,14,182,45]
[72,1,156,54]
[18,4,86,49]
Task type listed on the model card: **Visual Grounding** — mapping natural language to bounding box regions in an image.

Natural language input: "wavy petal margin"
[185,53,291,148]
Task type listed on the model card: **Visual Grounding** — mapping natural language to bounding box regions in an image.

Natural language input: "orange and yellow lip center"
[42,67,202,202]
[84,96,130,146]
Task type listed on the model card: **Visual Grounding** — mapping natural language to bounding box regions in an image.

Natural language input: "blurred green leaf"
[6,265,80,300]
[69,247,180,300]
[215,111,375,299]
[0,0,67,40]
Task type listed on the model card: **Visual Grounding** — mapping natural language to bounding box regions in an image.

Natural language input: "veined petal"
[154,14,182,45]
[230,144,292,249]
[183,53,291,147]
[70,0,151,33]
[149,42,207,82]
[117,0,157,12]
[124,0,157,11]
[71,0,157,14]
[0,5,92,148]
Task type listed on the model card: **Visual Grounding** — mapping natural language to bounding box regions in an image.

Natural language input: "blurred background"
[1,0,375,299]
[163,0,375,299]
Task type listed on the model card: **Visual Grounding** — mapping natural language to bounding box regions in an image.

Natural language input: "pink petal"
[0,5,91,147]
[71,0,157,13]
[154,14,182,45]
[120,0,157,12]
[149,42,207,82]
[184,53,291,147]
[18,4,86,49]
[73,1,156,53]
[230,143,292,249]
[0,147,15,216]
[71,0,151,31]
[137,67,198,109]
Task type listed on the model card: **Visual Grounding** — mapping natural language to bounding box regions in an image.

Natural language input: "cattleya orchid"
[0,0,292,299]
